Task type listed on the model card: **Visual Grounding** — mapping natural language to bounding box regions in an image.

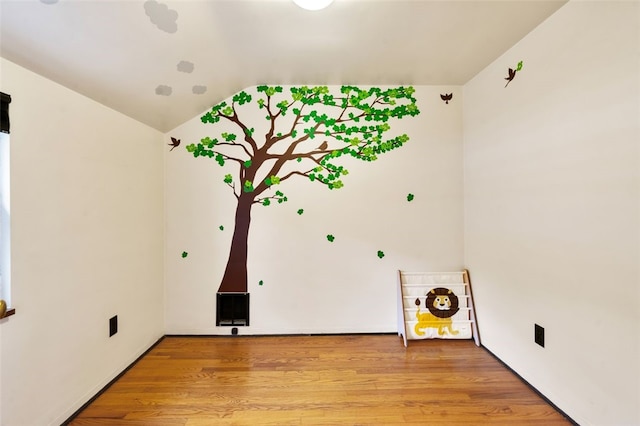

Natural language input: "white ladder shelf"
[397,269,480,347]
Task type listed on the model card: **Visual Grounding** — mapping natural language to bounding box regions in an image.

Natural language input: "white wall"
[165,85,464,334]
[0,58,165,425]
[463,2,639,425]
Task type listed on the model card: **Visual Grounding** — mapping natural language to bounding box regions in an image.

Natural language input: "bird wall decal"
[169,136,181,151]
[505,60,524,88]
[440,93,453,104]
[504,68,516,87]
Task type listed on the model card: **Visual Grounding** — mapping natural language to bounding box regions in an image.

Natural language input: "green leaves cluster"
[221,132,237,142]
[233,91,252,105]
[340,86,418,121]
[259,190,288,207]
[308,159,348,190]
[186,138,226,166]
[190,84,419,200]
[257,85,283,97]
[264,175,281,186]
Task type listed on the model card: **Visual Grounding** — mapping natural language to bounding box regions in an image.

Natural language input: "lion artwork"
[414,287,460,337]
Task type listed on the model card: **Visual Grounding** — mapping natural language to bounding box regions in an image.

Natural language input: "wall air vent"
[216,292,249,326]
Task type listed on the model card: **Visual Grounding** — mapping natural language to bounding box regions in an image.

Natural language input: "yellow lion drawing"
[414,287,460,337]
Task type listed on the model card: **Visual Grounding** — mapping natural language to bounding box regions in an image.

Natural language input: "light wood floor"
[69,335,572,425]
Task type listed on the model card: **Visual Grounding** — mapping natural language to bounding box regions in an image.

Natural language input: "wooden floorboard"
[69,335,572,425]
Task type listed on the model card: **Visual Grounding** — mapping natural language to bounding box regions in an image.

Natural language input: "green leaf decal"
[181,251,188,258]
[297,209,304,215]
[377,250,385,259]
[407,193,414,202]
[327,234,335,242]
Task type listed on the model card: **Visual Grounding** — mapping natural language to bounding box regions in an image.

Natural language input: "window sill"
[1,308,15,320]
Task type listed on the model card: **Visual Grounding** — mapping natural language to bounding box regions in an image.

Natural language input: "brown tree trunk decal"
[218,194,253,293]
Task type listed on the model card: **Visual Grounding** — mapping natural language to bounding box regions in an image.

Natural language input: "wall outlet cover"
[109,315,118,337]
[534,323,545,347]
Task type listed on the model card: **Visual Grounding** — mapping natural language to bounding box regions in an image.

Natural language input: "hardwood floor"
[69,335,572,425]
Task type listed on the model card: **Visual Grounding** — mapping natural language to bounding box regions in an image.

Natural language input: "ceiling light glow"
[293,0,334,11]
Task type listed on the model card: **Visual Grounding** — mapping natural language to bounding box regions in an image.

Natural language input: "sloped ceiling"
[0,0,567,132]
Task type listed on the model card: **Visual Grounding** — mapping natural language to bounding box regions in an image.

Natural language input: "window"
[1,91,12,318]
[0,132,10,305]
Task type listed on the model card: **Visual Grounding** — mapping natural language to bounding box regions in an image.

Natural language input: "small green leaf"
[297,209,304,215]
[516,60,524,72]
[181,251,188,258]
[244,160,252,168]
[259,280,264,286]
[224,174,233,184]
[221,132,237,142]
[262,199,271,206]
[219,225,224,231]
[377,250,385,259]
[327,234,335,242]
[407,193,414,202]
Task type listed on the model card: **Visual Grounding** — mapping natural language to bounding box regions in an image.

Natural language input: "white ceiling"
[0,0,567,132]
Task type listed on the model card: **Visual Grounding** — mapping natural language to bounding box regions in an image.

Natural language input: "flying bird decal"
[440,93,453,104]
[505,61,524,88]
[169,137,181,151]
[504,68,516,87]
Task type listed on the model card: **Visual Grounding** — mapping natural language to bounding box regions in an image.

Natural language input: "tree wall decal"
[186,85,420,293]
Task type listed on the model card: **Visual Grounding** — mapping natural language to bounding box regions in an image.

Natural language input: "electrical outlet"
[534,324,545,347]
[109,315,118,337]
